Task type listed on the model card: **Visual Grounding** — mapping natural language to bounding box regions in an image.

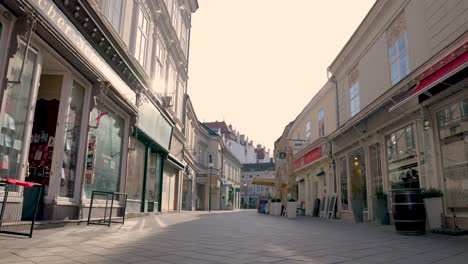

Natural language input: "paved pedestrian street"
[1,210,468,264]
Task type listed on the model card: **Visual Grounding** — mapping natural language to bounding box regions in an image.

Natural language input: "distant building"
[241,162,275,209]
[203,121,271,164]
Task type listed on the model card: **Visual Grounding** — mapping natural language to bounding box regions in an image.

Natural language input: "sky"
[188,0,376,152]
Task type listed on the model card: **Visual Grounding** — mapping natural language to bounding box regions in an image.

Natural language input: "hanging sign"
[85,134,97,184]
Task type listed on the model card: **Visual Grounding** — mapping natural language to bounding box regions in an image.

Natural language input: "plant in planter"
[351,181,364,223]
[287,198,297,219]
[372,187,389,225]
[422,188,444,229]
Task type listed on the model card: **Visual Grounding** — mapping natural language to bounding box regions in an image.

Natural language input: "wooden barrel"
[392,189,426,235]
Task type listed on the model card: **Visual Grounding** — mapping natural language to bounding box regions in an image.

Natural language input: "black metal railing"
[0,180,42,238]
[87,191,127,227]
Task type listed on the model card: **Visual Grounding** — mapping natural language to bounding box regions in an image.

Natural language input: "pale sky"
[188,0,376,152]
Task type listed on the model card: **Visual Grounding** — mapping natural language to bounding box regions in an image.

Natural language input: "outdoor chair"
[296,201,306,216]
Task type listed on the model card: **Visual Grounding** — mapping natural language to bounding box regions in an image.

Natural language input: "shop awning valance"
[316,171,326,177]
[251,178,275,186]
[389,44,468,112]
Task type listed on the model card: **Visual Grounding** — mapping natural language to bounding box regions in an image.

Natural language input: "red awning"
[389,43,468,112]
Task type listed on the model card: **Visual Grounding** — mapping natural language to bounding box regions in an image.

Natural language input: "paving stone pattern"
[1,210,467,263]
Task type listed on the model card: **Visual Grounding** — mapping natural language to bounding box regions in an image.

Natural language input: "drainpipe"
[327,67,339,195]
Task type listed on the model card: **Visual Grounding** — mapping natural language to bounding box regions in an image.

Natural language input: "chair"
[296,201,306,216]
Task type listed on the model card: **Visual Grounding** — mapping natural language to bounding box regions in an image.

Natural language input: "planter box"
[424,197,443,229]
[265,203,270,214]
[287,202,297,219]
[271,203,281,216]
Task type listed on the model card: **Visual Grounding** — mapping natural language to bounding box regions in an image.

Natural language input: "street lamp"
[208,154,214,212]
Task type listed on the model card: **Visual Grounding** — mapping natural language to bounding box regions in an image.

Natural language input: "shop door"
[146,152,159,212]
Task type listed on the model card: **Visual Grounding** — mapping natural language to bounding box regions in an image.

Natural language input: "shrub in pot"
[351,181,364,223]
[372,188,389,225]
[422,188,444,229]
[287,198,297,219]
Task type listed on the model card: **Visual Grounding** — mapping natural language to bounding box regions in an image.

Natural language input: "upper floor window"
[318,108,325,137]
[134,5,150,71]
[349,82,360,117]
[305,121,311,141]
[102,0,123,33]
[152,32,166,84]
[389,34,409,85]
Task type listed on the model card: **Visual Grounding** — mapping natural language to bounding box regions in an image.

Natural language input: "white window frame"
[349,82,360,117]
[134,4,150,71]
[318,108,325,137]
[102,0,124,34]
[389,33,409,86]
[305,121,311,141]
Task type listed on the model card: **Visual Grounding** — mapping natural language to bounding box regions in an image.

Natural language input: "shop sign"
[294,159,302,170]
[85,134,97,184]
[303,146,323,166]
[138,99,172,150]
[30,0,136,106]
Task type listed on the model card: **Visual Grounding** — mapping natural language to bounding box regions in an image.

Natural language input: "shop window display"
[437,98,468,208]
[126,139,145,200]
[0,44,38,185]
[59,81,85,198]
[386,124,419,190]
[84,105,124,199]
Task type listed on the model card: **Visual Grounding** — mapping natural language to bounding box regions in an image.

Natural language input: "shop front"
[0,0,142,220]
[126,98,173,214]
[293,144,332,216]
[389,39,467,228]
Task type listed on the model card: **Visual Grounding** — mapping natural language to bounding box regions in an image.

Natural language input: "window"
[389,34,409,85]
[305,121,311,141]
[349,82,360,117]
[405,126,414,149]
[175,80,184,120]
[60,81,86,198]
[84,105,125,199]
[318,108,325,137]
[152,33,166,91]
[102,0,123,33]
[171,0,180,31]
[134,5,150,71]
[339,157,348,210]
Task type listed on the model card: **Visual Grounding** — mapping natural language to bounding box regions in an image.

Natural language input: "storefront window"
[386,124,419,190]
[369,143,382,194]
[0,44,38,183]
[349,148,367,210]
[60,81,85,198]
[339,156,349,210]
[126,139,145,200]
[437,98,468,208]
[84,105,124,198]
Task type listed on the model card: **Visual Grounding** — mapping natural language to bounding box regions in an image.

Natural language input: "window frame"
[102,0,124,34]
[318,108,325,137]
[134,3,150,71]
[349,82,360,117]
[389,33,409,86]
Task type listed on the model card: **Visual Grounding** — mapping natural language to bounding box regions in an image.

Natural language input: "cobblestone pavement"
[1,210,468,264]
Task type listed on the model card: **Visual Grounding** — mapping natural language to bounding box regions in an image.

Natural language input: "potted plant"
[422,188,444,229]
[287,198,297,219]
[372,187,389,225]
[351,181,364,223]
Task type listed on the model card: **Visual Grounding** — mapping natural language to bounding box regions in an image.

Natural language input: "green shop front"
[126,97,173,214]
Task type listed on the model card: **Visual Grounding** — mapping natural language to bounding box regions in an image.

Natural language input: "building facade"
[0,0,198,221]
[241,162,275,209]
[274,0,468,228]
[204,121,271,164]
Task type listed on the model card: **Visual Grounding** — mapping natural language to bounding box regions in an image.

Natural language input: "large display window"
[386,124,420,190]
[437,98,468,209]
[126,139,145,200]
[84,104,125,199]
[0,44,39,183]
